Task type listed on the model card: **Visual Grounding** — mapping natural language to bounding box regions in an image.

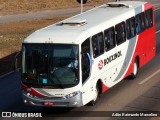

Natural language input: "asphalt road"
[0,7,92,24]
[0,1,160,120]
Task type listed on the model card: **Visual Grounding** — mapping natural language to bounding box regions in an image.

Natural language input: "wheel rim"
[133,62,138,75]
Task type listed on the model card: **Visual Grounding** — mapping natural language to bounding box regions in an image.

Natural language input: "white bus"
[20,1,156,107]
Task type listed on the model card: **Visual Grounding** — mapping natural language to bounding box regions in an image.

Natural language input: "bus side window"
[145,8,153,28]
[115,22,126,45]
[104,27,116,51]
[135,15,141,34]
[140,13,146,31]
[81,38,91,83]
[126,17,136,39]
[136,12,146,34]
[92,32,104,58]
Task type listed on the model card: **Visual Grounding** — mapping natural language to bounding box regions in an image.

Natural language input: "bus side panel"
[134,3,156,68]
[144,3,156,63]
[123,37,139,79]
[124,4,156,78]
[124,27,156,78]
[144,27,156,63]
[137,3,156,68]
[123,31,154,78]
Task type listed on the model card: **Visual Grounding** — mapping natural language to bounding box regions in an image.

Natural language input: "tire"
[89,84,99,106]
[130,59,138,79]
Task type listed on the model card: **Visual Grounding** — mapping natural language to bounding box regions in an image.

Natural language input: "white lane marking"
[139,69,160,85]
[0,71,14,79]
[156,30,160,34]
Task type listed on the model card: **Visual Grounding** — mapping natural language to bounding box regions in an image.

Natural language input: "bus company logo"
[104,51,122,65]
[98,60,103,70]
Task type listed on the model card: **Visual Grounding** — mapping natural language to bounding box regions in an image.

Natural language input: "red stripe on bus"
[22,83,46,97]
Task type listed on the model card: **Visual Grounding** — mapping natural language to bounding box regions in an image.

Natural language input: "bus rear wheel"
[130,59,138,79]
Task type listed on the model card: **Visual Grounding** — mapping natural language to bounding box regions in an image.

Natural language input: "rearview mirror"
[14,51,21,71]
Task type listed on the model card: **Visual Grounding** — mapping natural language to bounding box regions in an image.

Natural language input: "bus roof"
[23,1,150,44]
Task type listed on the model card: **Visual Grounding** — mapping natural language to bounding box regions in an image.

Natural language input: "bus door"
[81,38,92,104]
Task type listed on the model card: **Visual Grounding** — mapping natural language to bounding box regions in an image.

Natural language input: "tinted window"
[22,44,79,88]
[136,12,146,34]
[104,27,116,51]
[126,17,136,39]
[92,32,104,58]
[115,22,126,45]
[145,8,153,28]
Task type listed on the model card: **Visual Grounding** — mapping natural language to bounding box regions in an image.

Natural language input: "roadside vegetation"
[0,16,69,58]
[0,0,115,15]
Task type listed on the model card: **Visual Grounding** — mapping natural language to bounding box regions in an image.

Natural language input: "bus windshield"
[22,44,79,89]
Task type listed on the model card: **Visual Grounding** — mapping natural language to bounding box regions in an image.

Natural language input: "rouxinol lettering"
[104,51,122,65]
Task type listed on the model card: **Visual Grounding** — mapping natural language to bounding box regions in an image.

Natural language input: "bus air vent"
[106,2,132,8]
[58,19,87,26]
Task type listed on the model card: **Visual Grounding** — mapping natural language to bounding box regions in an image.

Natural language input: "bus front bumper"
[22,91,83,107]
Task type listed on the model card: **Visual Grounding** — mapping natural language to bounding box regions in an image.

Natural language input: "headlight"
[65,91,79,99]
[27,92,33,98]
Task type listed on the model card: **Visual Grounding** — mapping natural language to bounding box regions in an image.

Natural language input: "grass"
[0,0,115,15]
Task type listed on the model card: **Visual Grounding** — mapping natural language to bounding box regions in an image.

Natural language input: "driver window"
[81,38,91,83]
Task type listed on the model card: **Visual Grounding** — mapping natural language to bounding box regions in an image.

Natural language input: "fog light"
[73,102,78,105]
[24,100,27,103]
